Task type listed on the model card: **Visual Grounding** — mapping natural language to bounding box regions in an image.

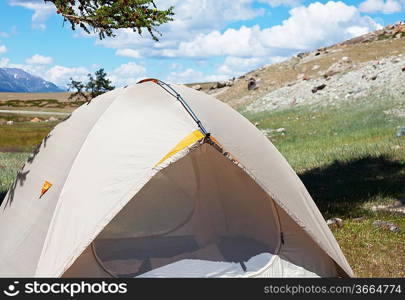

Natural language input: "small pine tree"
[67,78,88,102]
[86,69,115,99]
[68,69,115,101]
[45,0,174,40]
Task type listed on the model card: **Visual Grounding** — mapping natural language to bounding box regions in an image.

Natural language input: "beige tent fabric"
[65,144,338,278]
[0,88,125,277]
[90,144,281,277]
[0,81,352,277]
[171,84,353,277]
[62,246,110,278]
[34,83,198,277]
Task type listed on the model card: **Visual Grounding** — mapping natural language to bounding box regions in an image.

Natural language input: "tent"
[0,79,353,278]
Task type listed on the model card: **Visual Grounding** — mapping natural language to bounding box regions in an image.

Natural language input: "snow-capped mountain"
[0,68,64,92]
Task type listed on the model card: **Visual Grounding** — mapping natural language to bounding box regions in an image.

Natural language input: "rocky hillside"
[189,21,405,111]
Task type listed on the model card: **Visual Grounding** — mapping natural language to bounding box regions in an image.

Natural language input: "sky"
[0,0,404,89]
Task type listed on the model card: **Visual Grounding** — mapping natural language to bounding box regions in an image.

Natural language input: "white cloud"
[0,45,7,54]
[1,54,147,88]
[161,1,381,59]
[166,68,228,84]
[95,1,381,62]
[217,56,286,76]
[359,0,403,14]
[0,57,86,87]
[44,65,89,87]
[158,0,263,34]
[112,62,146,77]
[218,57,265,75]
[115,49,141,59]
[0,57,10,67]
[259,0,302,7]
[96,0,264,56]
[9,0,54,29]
[108,62,147,87]
[26,54,53,65]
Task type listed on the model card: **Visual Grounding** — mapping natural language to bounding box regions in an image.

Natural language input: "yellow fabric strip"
[154,130,205,167]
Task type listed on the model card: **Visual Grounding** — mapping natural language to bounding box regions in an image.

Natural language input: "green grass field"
[244,96,404,277]
[0,96,404,277]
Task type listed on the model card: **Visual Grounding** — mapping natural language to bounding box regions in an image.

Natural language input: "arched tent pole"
[137,78,210,137]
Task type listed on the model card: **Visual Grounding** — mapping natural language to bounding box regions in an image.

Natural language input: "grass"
[331,213,405,278]
[244,95,404,277]
[0,152,29,200]
[0,95,404,277]
[0,99,85,110]
[0,121,59,152]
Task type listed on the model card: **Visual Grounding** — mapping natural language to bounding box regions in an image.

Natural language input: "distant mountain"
[0,68,65,92]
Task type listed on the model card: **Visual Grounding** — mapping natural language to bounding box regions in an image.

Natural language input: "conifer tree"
[45,0,174,40]
[68,68,114,101]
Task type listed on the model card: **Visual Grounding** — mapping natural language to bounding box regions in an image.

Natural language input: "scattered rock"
[275,127,286,133]
[312,64,320,71]
[327,218,343,228]
[323,60,353,78]
[341,56,351,62]
[396,127,405,137]
[370,74,378,81]
[216,81,227,89]
[6,120,13,125]
[247,77,258,90]
[371,199,405,214]
[30,117,41,123]
[247,54,405,113]
[226,80,234,87]
[254,122,260,127]
[372,220,400,233]
[402,64,405,72]
[311,83,326,93]
[192,84,202,90]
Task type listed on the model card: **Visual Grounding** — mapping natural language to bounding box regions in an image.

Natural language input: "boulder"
[6,120,13,125]
[311,83,326,93]
[192,84,202,91]
[397,127,405,137]
[372,220,400,233]
[247,77,258,90]
[326,218,343,228]
[226,80,234,87]
[30,117,41,123]
[216,81,227,89]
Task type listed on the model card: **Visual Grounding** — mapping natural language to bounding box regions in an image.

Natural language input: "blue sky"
[0,0,404,88]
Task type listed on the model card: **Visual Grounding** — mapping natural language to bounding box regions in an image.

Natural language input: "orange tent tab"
[40,181,52,197]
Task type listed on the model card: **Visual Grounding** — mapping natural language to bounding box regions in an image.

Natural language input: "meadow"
[0,95,404,277]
